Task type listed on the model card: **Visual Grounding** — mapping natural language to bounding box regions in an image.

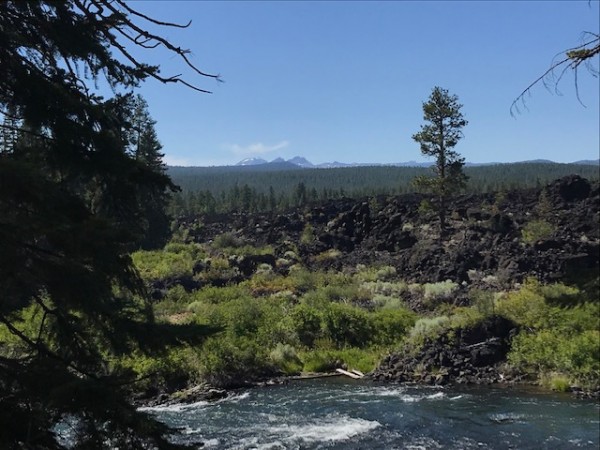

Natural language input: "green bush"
[370,309,417,347]
[289,304,323,347]
[114,346,199,392]
[509,329,600,388]
[199,336,274,388]
[323,303,372,348]
[132,248,195,280]
[406,316,450,351]
[301,350,338,373]
[300,223,315,245]
[500,279,599,389]
[545,373,571,392]
[244,273,297,296]
[496,280,560,330]
[375,266,397,281]
[521,219,554,244]
[301,348,381,374]
[423,280,458,301]
[192,285,252,304]
[361,280,408,298]
[371,295,407,310]
[212,232,243,249]
[269,343,302,375]
[469,289,496,317]
[288,268,323,293]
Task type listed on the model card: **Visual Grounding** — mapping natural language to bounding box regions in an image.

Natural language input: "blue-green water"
[141,379,600,449]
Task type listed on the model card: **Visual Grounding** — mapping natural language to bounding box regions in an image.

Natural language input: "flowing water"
[141,378,600,449]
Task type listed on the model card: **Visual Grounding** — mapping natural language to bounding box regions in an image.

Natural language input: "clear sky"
[129,1,600,166]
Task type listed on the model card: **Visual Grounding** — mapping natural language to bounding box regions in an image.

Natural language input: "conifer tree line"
[167,162,599,216]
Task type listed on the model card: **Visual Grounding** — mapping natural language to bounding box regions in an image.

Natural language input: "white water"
[144,379,600,449]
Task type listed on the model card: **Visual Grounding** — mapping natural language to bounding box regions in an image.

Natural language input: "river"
[141,378,600,449]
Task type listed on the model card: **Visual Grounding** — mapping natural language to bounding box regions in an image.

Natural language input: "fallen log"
[336,368,363,379]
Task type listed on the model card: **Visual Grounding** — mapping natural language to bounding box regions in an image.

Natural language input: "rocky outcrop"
[178,176,599,290]
[370,316,520,386]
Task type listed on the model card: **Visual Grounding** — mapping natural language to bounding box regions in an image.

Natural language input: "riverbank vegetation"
[106,233,599,396]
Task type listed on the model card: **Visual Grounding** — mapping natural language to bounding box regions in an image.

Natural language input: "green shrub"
[212,232,243,249]
[315,249,343,262]
[375,266,397,281]
[132,248,195,280]
[547,373,571,392]
[521,219,554,244]
[289,304,323,347]
[288,268,322,293]
[301,350,338,373]
[496,279,558,330]
[362,280,408,298]
[371,295,407,310]
[269,343,302,375]
[192,285,252,304]
[370,309,417,347]
[221,298,265,337]
[417,199,434,217]
[322,303,372,348]
[244,272,296,296]
[300,223,315,245]
[509,329,600,388]
[469,289,496,317]
[406,316,450,351]
[114,346,199,392]
[422,280,458,308]
[199,336,273,388]
[301,348,381,373]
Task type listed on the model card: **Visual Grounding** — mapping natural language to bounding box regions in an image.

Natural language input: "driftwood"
[287,372,342,380]
[336,368,364,379]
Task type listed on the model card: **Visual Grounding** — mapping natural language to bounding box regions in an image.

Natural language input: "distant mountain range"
[234,156,600,169]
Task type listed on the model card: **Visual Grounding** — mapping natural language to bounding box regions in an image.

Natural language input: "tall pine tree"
[413,86,468,232]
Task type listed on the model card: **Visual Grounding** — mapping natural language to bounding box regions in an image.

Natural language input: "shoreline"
[137,370,599,409]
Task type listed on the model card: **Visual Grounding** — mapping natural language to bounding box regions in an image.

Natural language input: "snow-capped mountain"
[235,157,268,166]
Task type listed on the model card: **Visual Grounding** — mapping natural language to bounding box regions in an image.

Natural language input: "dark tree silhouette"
[0,1,218,448]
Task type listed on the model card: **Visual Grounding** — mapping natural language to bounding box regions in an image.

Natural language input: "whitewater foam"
[138,400,209,413]
[268,414,381,443]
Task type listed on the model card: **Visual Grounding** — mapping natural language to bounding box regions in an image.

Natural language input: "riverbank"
[125,175,598,409]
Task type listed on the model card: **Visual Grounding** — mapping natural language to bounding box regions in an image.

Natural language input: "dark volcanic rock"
[547,175,591,203]
[178,175,599,289]
[370,316,519,386]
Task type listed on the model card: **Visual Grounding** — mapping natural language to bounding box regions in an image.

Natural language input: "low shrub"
[521,219,554,244]
[300,223,315,245]
[269,343,302,375]
[212,232,243,249]
[323,303,373,348]
[509,329,599,389]
[406,316,450,351]
[372,294,407,310]
[132,248,195,280]
[315,248,343,262]
[369,309,417,347]
[289,304,323,347]
[199,336,274,388]
[244,273,297,296]
[422,280,458,308]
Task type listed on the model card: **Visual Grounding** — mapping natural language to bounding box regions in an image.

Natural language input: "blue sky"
[130,1,599,166]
